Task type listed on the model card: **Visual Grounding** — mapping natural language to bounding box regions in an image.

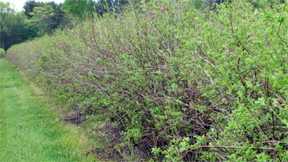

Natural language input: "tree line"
[0,0,129,51]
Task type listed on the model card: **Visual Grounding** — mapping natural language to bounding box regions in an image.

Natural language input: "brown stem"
[199,145,275,151]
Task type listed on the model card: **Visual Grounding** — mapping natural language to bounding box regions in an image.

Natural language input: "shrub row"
[0,48,5,58]
[7,0,288,161]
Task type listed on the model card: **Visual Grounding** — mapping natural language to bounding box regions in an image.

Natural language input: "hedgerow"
[0,48,5,58]
[7,0,288,161]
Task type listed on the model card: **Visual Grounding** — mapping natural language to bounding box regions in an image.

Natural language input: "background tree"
[26,3,55,35]
[0,1,40,50]
[5,12,37,49]
[49,2,66,30]
[0,2,16,50]
[25,1,66,36]
[1,0,131,51]
[62,0,93,19]
[23,0,43,19]
[62,0,129,18]
[93,0,129,16]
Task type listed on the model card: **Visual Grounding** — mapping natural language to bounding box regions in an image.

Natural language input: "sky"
[2,0,65,11]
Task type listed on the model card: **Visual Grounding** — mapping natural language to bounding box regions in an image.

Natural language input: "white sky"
[1,0,65,11]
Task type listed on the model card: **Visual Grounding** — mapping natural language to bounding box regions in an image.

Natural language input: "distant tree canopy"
[94,0,129,16]
[62,0,129,18]
[0,0,67,50]
[23,0,43,19]
[0,0,133,51]
[62,0,93,18]
[25,2,65,35]
[0,2,15,50]
[0,2,37,50]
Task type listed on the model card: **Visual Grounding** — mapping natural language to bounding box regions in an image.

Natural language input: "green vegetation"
[5,0,288,161]
[0,48,5,58]
[0,58,96,161]
[0,0,131,51]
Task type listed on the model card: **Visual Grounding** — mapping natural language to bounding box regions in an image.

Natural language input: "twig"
[199,145,275,151]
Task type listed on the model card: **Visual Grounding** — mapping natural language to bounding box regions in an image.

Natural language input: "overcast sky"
[2,0,65,11]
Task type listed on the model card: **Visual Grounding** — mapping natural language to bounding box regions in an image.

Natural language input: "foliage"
[23,0,43,19]
[0,0,131,50]
[0,48,5,58]
[0,1,68,50]
[25,1,66,36]
[26,3,55,35]
[62,0,129,18]
[7,0,288,161]
[94,0,129,15]
[0,2,38,50]
[0,2,16,50]
[62,0,94,19]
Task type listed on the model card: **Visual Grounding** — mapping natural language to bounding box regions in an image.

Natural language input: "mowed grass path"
[0,58,96,162]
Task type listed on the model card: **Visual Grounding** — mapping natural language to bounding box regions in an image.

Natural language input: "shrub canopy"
[0,48,5,58]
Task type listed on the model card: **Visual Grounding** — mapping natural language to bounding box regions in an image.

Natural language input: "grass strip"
[0,58,96,162]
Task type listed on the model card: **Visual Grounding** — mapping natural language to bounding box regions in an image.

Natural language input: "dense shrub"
[7,0,288,161]
[0,48,5,58]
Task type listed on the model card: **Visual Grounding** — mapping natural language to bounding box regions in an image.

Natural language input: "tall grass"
[7,0,288,161]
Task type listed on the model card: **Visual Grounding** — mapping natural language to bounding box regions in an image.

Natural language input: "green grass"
[0,58,96,162]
